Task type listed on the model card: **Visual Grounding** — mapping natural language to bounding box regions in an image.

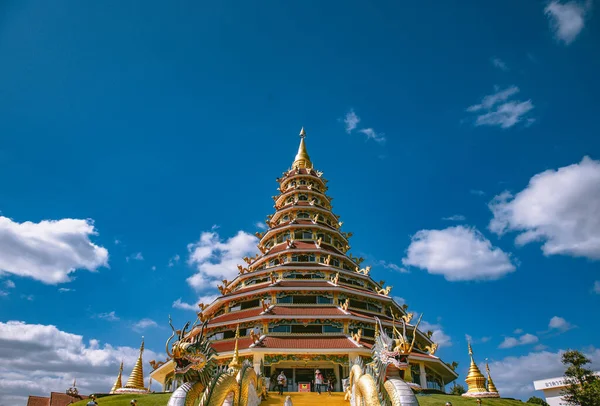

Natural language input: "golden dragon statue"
[346,316,422,406]
[165,317,263,406]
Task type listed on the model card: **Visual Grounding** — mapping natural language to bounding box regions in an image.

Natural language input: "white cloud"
[343,109,361,133]
[545,1,589,45]
[132,318,158,331]
[549,316,574,332]
[442,215,466,221]
[173,294,219,312]
[126,252,144,262]
[358,128,386,144]
[95,311,119,322]
[58,288,73,293]
[466,86,534,129]
[420,319,452,348]
[377,260,408,273]
[499,333,539,349]
[0,216,108,284]
[514,328,524,334]
[470,189,486,196]
[487,347,600,399]
[168,254,181,268]
[4,280,15,289]
[114,239,121,245]
[594,281,600,294]
[489,157,600,260]
[21,294,34,301]
[534,344,549,351]
[255,222,268,231]
[0,290,7,297]
[392,296,406,306]
[491,57,509,71]
[151,265,156,271]
[0,321,159,405]
[402,226,516,281]
[186,230,258,291]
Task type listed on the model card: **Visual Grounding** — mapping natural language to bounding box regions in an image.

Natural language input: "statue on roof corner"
[165,315,263,406]
[346,316,423,406]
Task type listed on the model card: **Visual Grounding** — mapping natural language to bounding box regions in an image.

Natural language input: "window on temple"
[277,296,293,304]
[269,325,291,333]
[299,179,306,185]
[331,258,340,267]
[323,325,343,333]
[298,194,308,201]
[411,364,421,385]
[297,212,310,219]
[291,325,321,334]
[425,367,443,391]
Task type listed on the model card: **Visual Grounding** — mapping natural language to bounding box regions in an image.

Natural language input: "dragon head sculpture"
[373,314,422,375]
[166,316,217,386]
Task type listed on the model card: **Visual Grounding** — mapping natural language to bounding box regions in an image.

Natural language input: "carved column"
[419,362,427,389]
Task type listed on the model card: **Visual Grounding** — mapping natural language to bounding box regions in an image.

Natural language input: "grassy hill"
[71,392,525,406]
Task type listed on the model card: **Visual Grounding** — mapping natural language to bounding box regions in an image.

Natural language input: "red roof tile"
[49,392,83,406]
[262,335,358,349]
[209,307,264,324]
[27,396,50,406]
[211,337,255,353]
[269,306,345,316]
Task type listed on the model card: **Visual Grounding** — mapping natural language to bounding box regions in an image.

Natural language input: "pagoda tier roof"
[261,335,360,349]
[27,396,50,406]
[265,240,344,256]
[211,337,255,353]
[265,219,339,234]
[348,309,393,321]
[208,307,264,324]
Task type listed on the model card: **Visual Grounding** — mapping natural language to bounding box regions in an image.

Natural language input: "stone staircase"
[262,392,347,406]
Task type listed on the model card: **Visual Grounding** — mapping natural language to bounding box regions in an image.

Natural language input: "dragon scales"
[346,317,420,406]
[165,317,262,406]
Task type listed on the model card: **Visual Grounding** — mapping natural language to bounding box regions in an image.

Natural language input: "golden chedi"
[109,361,124,394]
[462,342,500,398]
[486,360,500,396]
[114,338,149,394]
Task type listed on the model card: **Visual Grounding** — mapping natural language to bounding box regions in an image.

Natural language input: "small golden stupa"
[486,360,500,396]
[462,342,500,398]
[463,342,488,395]
[114,338,148,394]
[227,325,242,375]
[292,127,313,170]
[109,361,123,393]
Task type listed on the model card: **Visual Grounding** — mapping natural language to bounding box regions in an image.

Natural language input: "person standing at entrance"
[314,370,323,395]
[277,371,287,395]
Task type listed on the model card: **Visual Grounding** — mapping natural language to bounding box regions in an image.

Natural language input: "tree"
[449,384,466,395]
[526,396,549,405]
[561,350,600,406]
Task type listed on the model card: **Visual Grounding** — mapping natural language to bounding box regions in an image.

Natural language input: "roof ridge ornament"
[292,127,313,169]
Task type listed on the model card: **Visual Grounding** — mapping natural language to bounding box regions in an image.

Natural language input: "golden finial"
[486,359,499,395]
[109,361,124,393]
[124,338,146,390]
[228,325,242,374]
[292,127,313,169]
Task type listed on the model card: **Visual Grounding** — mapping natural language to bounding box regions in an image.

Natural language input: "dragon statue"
[165,317,263,406]
[346,316,423,406]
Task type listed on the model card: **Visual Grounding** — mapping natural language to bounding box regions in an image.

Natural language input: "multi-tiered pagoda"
[151,129,458,393]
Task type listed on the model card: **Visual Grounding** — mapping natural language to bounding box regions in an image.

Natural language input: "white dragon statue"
[346,316,422,406]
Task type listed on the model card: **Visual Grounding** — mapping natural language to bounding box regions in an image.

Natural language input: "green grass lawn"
[71,393,171,406]
[71,392,524,406]
[416,393,524,406]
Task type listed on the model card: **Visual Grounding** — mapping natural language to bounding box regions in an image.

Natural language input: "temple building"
[151,128,458,392]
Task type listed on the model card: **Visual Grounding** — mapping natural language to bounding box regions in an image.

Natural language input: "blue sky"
[0,0,599,403]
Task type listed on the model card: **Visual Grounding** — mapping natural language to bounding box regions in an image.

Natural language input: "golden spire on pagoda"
[110,361,124,393]
[292,127,313,169]
[464,342,488,395]
[124,337,146,390]
[486,359,499,395]
[228,325,242,375]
